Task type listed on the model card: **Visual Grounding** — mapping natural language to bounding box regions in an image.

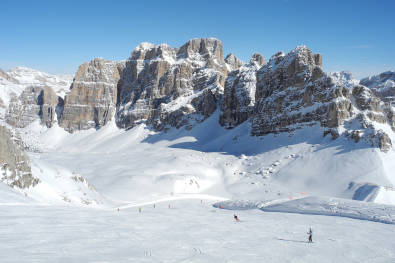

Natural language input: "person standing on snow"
[307,227,313,243]
[234,214,240,222]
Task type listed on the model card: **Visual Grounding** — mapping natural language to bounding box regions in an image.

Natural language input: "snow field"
[1,199,394,263]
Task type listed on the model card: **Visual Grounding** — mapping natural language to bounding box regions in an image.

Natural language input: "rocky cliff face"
[0,125,39,189]
[5,86,60,128]
[225,53,244,71]
[245,47,392,151]
[220,54,265,128]
[116,38,229,130]
[59,58,122,132]
[360,71,395,131]
[251,46,343,135]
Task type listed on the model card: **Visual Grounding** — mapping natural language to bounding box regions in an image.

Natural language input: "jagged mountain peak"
[131,42,176,61]
[249,53,266,67]
[330,71,360,90]
[261,45,322,75]
[225,53,244,71]
[177,38,224,62]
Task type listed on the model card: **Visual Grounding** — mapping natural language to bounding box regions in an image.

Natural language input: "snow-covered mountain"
[1,38,394,208]
[1,38,395,262]
[360,71,395,103]
[0,67,72,121]
[6,66,73,97]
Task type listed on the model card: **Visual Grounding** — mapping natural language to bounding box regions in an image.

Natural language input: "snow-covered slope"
[215,196,395,224]
[0,79,24,119]
[10,108,393,208]
[6,67,73,98]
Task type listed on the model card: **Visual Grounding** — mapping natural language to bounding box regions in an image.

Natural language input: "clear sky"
[1,0,394,79]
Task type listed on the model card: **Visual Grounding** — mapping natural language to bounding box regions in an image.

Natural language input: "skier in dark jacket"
[234,214,240,222]
[307,227,313,243]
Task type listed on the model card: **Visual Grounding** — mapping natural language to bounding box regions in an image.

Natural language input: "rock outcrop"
[60,58,122,132]
[250,53,266,67]
[225,53,244,71]
[0,126,39,189]
[5,86,60,128]
[360,71,395,131]
[220,55,264,128]
[116,38,228,130]
[251,46,339,135]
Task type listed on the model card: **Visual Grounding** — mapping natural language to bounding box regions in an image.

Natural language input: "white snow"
[215,195,395,224]
[1,199,394,262]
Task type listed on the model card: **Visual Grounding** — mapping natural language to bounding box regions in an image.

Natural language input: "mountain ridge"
[0,38,394,207]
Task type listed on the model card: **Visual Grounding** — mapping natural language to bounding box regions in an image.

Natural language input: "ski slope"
[215,196,395,225]
[1,199,394,262]
[1,104,395,262]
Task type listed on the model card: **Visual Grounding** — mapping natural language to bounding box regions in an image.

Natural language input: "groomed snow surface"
[1,199,394,263]
[2,110,395,262]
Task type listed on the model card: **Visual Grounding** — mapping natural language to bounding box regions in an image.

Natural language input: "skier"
[307,227,313,243]
[234,214,240,222]
[139,207,142,213]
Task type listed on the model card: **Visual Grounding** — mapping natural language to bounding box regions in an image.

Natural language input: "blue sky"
[1,0,394,79]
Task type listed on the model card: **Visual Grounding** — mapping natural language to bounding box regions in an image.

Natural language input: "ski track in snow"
[1,199,394,263]
[215,196,395,225]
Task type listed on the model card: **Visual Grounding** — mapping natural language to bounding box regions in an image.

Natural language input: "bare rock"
[250,53,266,67]
[225,53,244,71]
[60,58,121,132]
[220,62,259,128]
[116,38,228,130]
[0,126,39,189]
[377,131,392,152]
[191,89,217,117]
[251,46,343,135]
[5,86,59,128]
